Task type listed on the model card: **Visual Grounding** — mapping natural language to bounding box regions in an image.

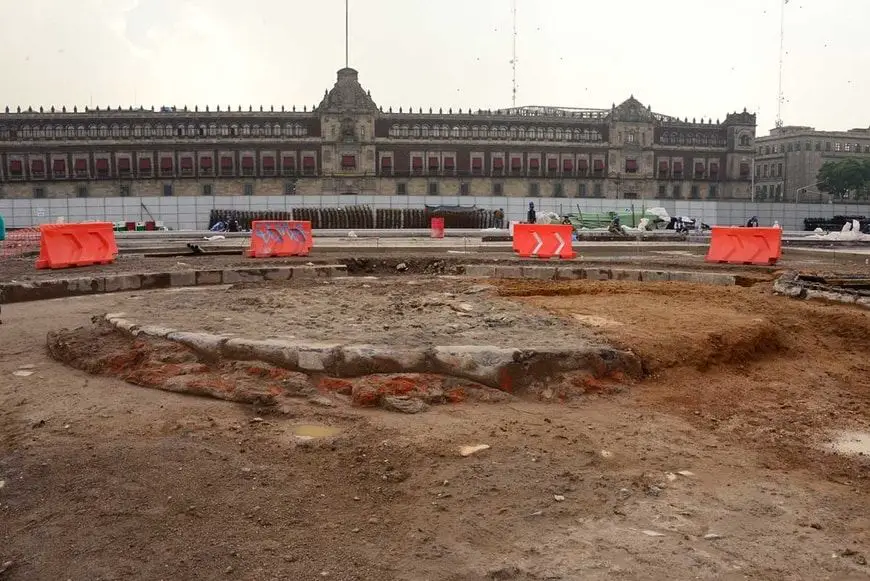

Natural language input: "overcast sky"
[1,0,866,135]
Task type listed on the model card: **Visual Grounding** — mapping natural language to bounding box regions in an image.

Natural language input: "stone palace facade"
[0,68,757,200]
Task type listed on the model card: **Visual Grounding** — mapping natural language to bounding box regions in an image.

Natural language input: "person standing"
[527,202,537,224]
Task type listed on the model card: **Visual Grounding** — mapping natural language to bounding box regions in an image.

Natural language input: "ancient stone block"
[583,268,612,281]
[222,269,264,284]
[463,264,496,278]
[611,269,642,282]
[522,266,557,280]
[104,274,142,292]
[170,271,196,288]
[166,331,227,353]
[195,270,223,286]
[640,270,670,283]
[221,338,300,368]
[494,266,523,279]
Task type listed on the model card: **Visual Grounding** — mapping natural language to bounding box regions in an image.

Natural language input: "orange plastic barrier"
[35,222,118,269]
[705,226,782,266]
[430,217,445,239]
[512,223,576,259]
[246,220,313,258]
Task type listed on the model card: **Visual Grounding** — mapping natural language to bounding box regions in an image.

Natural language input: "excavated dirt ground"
[2,244,869,283]
[2,275,870,580]
[123,277,601,349]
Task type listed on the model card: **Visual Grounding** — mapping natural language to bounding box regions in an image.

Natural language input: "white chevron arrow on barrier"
[554,232,565,255]
[532,231,543,255]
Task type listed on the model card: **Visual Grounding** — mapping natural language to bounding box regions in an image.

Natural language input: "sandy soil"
[496,279,870,479]
[2,278,870,580]
[126,277,600,349]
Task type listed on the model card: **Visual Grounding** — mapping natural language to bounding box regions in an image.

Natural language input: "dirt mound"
[640,318,788,373]
[496,279,698,298]
[497,280,793,373]
[496,277,870,479]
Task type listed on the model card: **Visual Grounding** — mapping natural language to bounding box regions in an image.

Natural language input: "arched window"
[133,125,143,137]
[230,124,239,136]
[488,126,498,139]
[390,124,399,137]
[555,128,563,141]
[509,126,518,139]
[155,125,164,138]
[296,124,306,136]
[451,126,460,138]
[400,125,409,137]
[273,123,281,136]
[111,124,121,138]
[36,126,47,139]
[65,125,75,138]
[144,125,153,137]
[88,124,98,138]
[459,126,469,138]
[263,124,271,137]
[21,126,32,139]
[498,126,507,139]
[411,125,421,138]
[240,124,250,136]
[175,125,184,137]
[518,127,526,140]
[77,125,86,138]
[209,124,217,136]
[121,125,131,138]
[432,125,441,138]
[54,125,63,138]
[471,126,480,138]
[536,128,544,140]
[421,125,429,138]
[546,128,555,140]
[739,134,751,146]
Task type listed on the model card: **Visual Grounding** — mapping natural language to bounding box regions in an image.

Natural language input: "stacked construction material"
[208,205,504,230]
[803,215,868,232]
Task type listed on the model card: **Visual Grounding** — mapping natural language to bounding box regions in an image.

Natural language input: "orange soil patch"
[495,278,870,480]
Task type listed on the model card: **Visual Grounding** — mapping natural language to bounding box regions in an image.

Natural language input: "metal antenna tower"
[511,0,518,107]
[775,0,787,128]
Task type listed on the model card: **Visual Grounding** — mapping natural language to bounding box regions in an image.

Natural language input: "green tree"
[817,158,870,201]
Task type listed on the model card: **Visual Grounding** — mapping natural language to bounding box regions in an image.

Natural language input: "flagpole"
[345,0,349,68]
